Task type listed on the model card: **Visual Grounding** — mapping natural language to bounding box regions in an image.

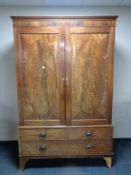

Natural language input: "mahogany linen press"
[11,16,117,169]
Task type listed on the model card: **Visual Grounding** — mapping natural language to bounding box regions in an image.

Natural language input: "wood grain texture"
[11,16,117,29]
[67,126,112,140]
[20,140,112,156]
[71,33,109,118]
[13,26,65,125]
[65,26,114,125]
[12,16,117,169]
[19,126,112,141]
[20,128,66,140]
[66,140,113,155]
[21,141,66,155]
[23,120,60,126]
[21,33,60,120]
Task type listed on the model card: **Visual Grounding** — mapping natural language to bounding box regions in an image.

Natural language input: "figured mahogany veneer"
[11,16,117,170]
[67,126,113,140]
[21,140,113,156]
[19,126,112,141]
[19,127,66,141]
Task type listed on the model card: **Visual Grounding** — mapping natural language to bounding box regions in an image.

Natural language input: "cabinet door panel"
[16,28,65,125]
[66,27,114,125]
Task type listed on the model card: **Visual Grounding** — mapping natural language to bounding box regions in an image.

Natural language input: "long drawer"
[67,126,113,140]
[20,140,113,156]
[19,126,113,141]
[19,127,66,140]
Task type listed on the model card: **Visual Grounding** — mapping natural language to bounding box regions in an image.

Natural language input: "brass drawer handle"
[85,144,92,150]
[41,65,46,69]
[39,132,46,138]
[39,145,46,151]
[85,131,92,137]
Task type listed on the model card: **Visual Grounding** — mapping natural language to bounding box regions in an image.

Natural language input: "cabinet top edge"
[11,16,118,20]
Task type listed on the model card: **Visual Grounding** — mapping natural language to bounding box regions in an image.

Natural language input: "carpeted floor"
[0,140,131,175]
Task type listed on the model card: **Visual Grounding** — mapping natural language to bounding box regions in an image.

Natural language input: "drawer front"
[20,140,113,156]
[21,141,66,155]
[19,128,66,140]
[67,127,112,140]
[67,140,113,155]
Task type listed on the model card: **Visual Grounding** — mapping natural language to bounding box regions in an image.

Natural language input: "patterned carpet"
[0,140,131,175]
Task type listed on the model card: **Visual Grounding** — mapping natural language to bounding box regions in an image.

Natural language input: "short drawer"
[19,127,66,140]
[20,141,66,155]
[67,140,113,155]
[67,126,113,140]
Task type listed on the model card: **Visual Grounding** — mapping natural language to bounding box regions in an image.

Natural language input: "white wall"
[0,6,131,140]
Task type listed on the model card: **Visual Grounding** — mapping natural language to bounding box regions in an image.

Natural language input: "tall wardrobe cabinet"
[11,16,117,169]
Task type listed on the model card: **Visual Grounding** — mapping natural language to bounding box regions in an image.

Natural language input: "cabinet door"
[15,27,65,126]
[65,27,115,125]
